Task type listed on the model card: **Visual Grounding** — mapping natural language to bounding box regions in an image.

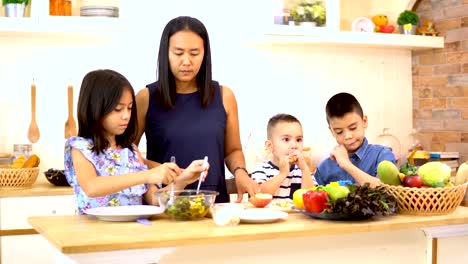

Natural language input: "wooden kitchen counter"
[29,206,468,254]
[0,183,73,197]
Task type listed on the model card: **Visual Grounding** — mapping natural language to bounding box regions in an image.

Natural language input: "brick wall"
[412,0,468,161]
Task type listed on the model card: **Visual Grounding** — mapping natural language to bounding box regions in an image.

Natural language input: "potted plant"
[2,0,29,17]
[397,10,419,35]
[290,1,326,27]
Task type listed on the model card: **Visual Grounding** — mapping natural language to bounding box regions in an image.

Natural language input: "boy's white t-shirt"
[251,161,316,199]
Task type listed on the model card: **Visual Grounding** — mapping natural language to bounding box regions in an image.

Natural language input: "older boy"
[314,92,395,187]
[251,114,315,199]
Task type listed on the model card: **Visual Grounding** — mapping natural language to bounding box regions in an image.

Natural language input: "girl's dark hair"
[155,16,214,109]
[325,92,364,123]
[77,69,138,153]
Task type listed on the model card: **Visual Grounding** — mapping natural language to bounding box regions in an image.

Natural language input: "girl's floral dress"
[64,136,148,214]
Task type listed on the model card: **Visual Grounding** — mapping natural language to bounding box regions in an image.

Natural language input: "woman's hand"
[147,162,180,185]
[235,172,260,202]
[175,159,210,189]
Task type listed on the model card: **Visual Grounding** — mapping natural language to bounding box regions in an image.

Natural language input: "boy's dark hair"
[267,114,301,139]
[325,92,363,123]
[77,69,138,153]
[155,16,214,109]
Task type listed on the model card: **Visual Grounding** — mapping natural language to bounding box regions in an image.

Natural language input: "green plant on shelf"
[290,0,326,26]
[397,10,419,26]
[2,0,29,5]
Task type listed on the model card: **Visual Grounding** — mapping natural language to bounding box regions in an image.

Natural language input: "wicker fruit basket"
[382,182,468,216]
[0,167,40,188]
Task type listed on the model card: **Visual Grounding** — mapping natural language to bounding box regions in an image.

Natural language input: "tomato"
[303,190,328,213]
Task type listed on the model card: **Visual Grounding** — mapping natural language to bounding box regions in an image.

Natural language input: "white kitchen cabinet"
[1,235,60,264]
[0,195,75,264]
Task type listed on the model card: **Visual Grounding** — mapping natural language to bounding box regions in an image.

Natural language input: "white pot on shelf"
[399,23,417,35]
[4,3,26,17]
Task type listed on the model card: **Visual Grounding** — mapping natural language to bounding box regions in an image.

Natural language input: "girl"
[64,69,207,214]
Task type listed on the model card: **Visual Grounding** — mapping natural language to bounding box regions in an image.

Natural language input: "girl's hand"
[176,159,210,188]
[148,162,180,185]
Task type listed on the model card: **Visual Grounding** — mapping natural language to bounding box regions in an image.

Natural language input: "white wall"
[0,0,413,182]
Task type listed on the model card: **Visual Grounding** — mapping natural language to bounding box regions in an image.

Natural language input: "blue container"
[337,180,353,186]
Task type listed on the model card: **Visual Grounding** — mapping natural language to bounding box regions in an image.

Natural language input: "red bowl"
[380,25,395,33]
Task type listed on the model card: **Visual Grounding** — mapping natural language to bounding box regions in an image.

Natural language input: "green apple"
[329,186,350,201]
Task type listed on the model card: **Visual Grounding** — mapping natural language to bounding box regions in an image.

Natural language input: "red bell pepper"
[303,190,328,213]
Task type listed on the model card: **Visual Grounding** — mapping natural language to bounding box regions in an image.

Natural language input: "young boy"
[251,114,315,200]
[314,92,395,187]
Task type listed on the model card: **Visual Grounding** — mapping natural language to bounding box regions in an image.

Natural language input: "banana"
[8,155,40,169]
[11,163,23,168]
[22,155,40,168]
[10,155,27,168]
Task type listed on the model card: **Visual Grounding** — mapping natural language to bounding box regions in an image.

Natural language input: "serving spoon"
[196,156,209,194]
[27,80,40,143]
[64,83,77,139]
[168,156,176,206]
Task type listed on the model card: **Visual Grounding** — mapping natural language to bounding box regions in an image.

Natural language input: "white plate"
[84,205,164,222]
[240,208,288,224]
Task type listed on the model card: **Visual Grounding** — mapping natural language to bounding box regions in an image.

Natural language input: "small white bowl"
[210,203,245,227]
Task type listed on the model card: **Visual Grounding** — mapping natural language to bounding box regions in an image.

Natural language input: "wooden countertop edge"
[0,229,38,236]
[0,184,73,197]
[29,214,468,254]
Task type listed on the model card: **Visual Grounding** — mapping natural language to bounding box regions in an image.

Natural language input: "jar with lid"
[374,128,401,165]
[10,144,32,164]
[50,0,72,16]
[406,128,423,152]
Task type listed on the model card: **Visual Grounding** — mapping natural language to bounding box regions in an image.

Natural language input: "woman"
[65,69,206,214]
[135,16,257,203]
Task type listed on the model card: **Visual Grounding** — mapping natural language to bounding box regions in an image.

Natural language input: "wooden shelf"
[0,17,35,32]
[246,25,444,50]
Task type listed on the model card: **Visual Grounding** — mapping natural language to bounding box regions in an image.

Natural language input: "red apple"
[249,193,273,208]
[403,175,423,188]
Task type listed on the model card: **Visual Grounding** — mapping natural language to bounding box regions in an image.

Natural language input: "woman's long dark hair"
[77,69,138,153]
[156,16,214,109]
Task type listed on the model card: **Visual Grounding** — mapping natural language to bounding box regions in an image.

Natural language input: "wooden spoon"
[27,80,40,143]
[64,83,77,139]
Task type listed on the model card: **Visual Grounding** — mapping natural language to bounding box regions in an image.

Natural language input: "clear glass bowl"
[154,189,218,221]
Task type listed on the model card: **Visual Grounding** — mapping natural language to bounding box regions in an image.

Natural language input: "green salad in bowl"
[155,189,218,221]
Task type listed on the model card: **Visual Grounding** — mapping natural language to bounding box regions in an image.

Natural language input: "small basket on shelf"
[382,182,468,216]
[0,166,40,188]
